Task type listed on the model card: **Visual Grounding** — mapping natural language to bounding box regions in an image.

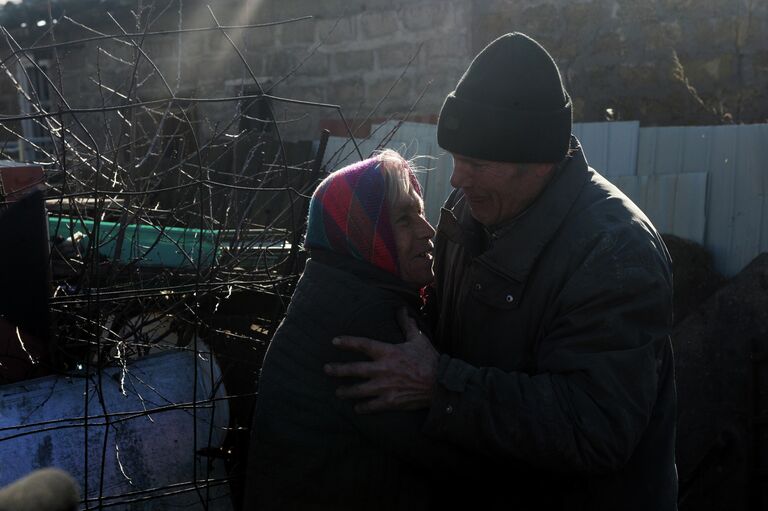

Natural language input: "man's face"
[449,153,555,227]
[391,194,436,287]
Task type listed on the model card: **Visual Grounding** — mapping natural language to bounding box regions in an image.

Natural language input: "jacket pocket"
[469,263,523,310]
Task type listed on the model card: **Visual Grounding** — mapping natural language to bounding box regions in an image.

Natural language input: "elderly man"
[326,33,677,510]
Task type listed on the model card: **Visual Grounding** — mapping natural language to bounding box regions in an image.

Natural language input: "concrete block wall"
[471,0,768,125]
[0,0,472,144]
[235,0,472,140]
[0,0,767,148]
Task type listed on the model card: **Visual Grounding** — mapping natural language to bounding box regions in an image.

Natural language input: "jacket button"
[474,283,482,291]
[506,294,514,303]
[445,405,454,414]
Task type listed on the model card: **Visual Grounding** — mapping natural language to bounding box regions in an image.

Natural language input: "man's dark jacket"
[426,141,677,510]
[244,252,469,510]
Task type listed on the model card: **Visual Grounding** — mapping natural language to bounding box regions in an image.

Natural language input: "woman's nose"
[419,215,436,238]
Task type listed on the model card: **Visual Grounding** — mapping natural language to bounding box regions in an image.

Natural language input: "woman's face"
[391,193,436,287]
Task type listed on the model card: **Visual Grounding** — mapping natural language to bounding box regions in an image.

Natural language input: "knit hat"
[437,32,572,163]
[304,154,422,277]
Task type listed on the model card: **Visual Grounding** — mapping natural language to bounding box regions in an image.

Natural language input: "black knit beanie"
[437,32,572,163]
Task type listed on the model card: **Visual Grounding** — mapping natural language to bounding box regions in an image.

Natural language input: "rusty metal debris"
[0,3,367,509]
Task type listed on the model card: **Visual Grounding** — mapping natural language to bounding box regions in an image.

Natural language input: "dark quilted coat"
[244,250,469,510]
[424,140,678,510]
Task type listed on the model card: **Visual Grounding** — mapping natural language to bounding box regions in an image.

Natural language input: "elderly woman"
[245,150,463,510]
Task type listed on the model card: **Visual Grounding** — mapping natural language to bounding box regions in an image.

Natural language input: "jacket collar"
[308,248,423,304]
[447,137,591,282]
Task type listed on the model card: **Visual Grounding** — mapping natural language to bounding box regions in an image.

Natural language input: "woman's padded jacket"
[244,251,472,510]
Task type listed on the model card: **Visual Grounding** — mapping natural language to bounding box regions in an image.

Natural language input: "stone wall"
[0,0,472,142]
[233,0,473,139]
[0,0,766,145]
[472,0,768,126]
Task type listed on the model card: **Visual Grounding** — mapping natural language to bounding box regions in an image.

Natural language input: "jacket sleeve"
[422,232,673,475]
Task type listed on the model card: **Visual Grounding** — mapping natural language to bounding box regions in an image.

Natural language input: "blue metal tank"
[0,346,231,509]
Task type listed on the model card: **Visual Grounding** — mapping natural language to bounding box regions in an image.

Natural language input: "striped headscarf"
[305,154,421,277]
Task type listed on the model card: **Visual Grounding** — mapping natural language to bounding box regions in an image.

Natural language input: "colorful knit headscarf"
[305,153,422,277]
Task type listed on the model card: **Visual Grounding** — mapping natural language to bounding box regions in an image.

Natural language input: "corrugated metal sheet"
[614,173,708,245]
[637,125,716,175]
[323,121,768,276]
[638,124,768,275]
[712,125,768,275]
[573,121,640,177]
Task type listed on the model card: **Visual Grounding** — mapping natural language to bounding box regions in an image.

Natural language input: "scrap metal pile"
[0,3,364,509]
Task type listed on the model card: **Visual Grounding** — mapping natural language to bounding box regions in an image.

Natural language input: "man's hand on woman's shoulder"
[324,307,439,413]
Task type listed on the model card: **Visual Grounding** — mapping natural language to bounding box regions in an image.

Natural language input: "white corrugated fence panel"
[322,136,378,171]
[637,126,717,176]
[638,127,682,175]
[323,121,432,171]
[670,173,709,245]
[572,121,639,177]
[702,125,740,274]
[613,173,708,245]
[321,121,768,276]
[325,120,642,223]
[611,174,647,208]
[725,124,768,276]
[639,123,768,275]
[759,126,768,259]
[370,120,434,191]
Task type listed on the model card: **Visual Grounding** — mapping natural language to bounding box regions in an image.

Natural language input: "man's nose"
[450,161,470,189]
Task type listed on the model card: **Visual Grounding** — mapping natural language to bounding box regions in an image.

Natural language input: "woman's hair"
[376,149,423,210]
[303,149,423,276]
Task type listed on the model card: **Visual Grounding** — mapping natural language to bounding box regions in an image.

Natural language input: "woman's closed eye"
[395,214,412,226]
